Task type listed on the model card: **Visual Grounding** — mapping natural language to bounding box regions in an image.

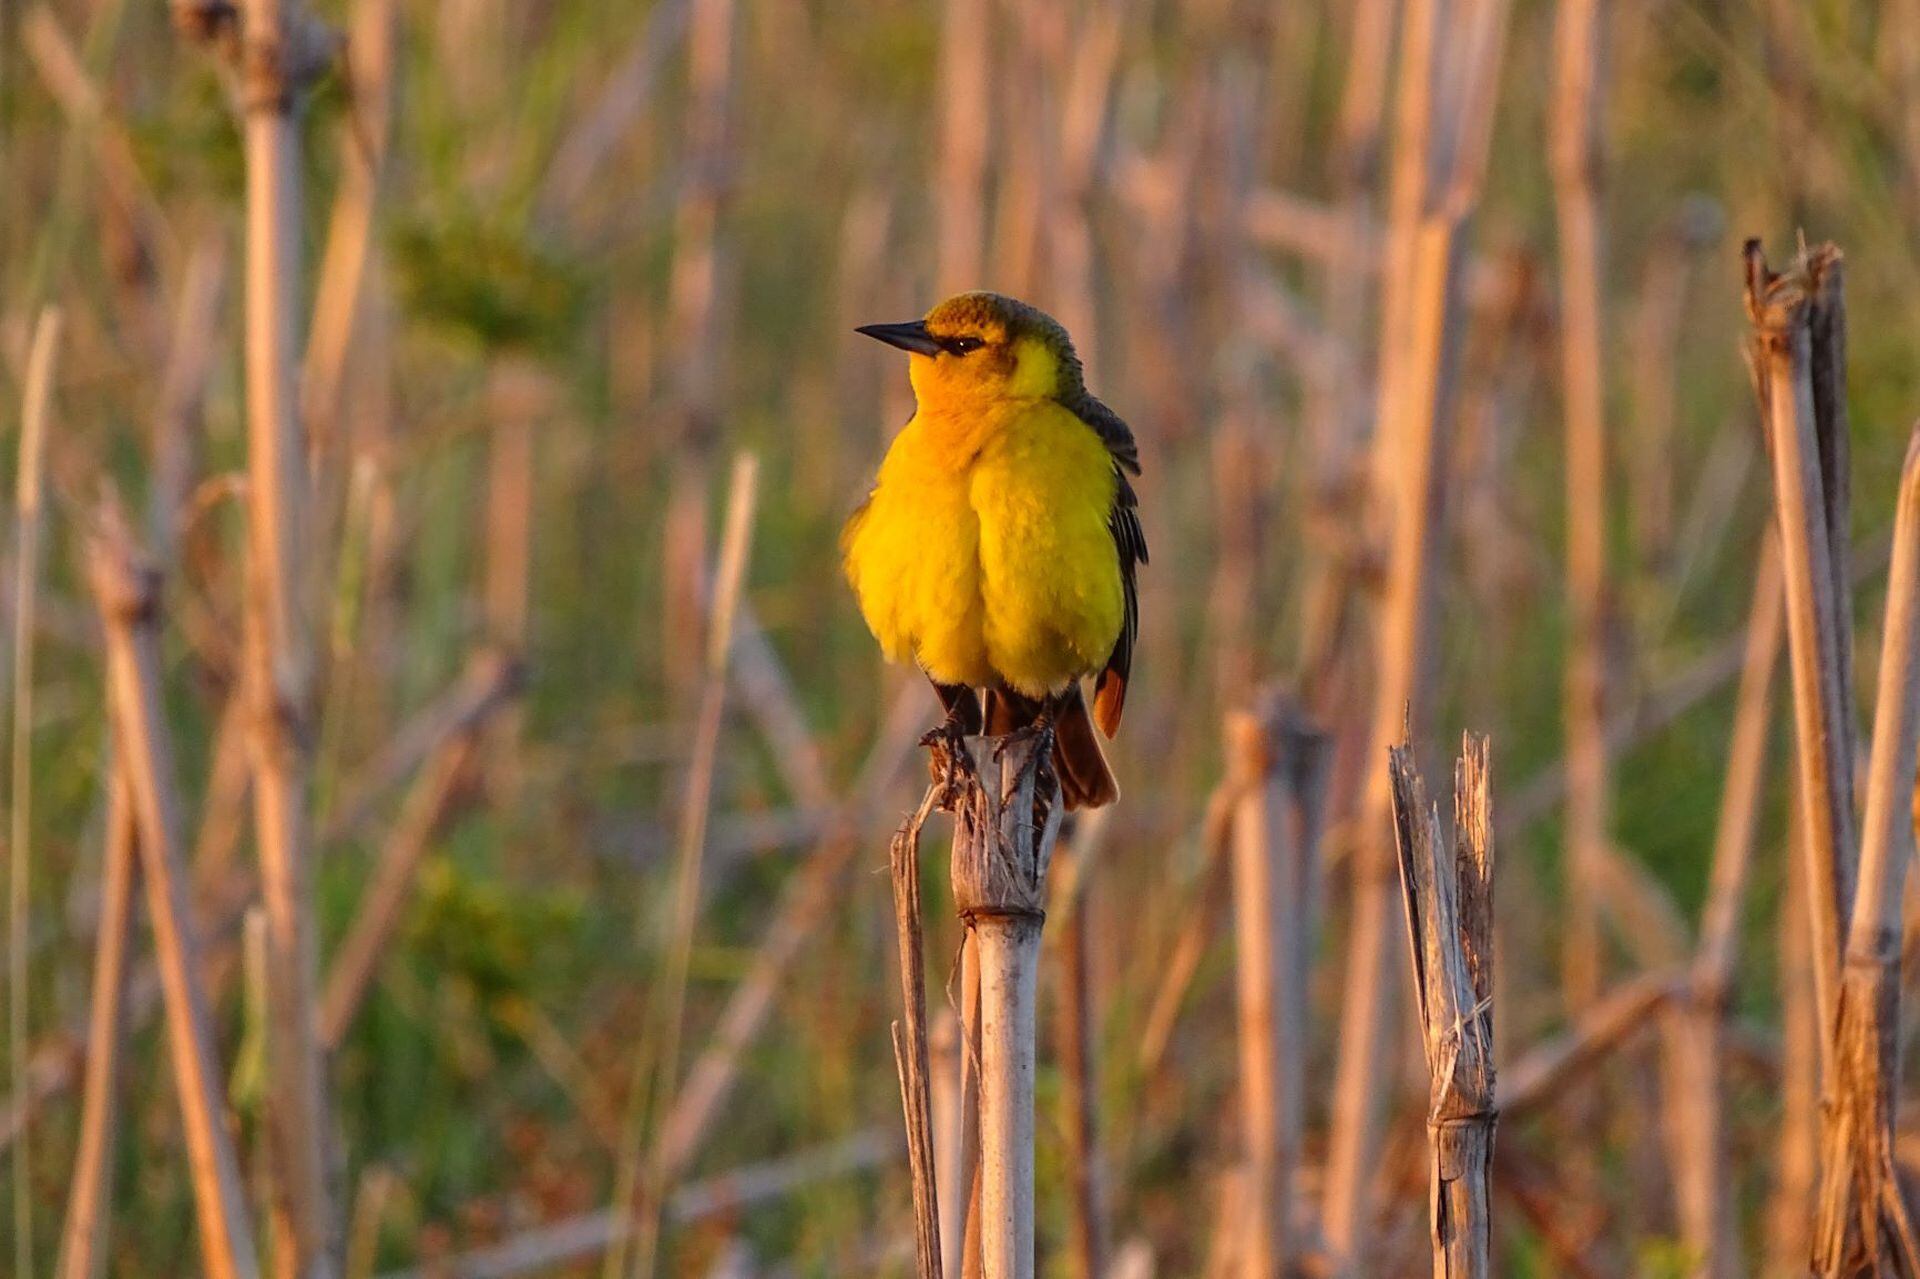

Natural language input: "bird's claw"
[918,714,971,753]
[992,713,1054,761]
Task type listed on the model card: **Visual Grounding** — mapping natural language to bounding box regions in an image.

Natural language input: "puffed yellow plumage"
[842,292,1145,809]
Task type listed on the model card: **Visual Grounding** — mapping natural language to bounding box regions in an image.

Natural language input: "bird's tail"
[985,683,1117,811]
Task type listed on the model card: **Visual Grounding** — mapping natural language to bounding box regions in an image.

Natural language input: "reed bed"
[8,2,1920,1276]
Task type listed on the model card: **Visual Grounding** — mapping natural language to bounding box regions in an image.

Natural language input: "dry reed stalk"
[175,0,346,1265]
[888,784,947,1279]
[659,0,738,708]
[1549,0,1611,1025]
[1053,867,1101,1279]
[8,305,58,1278]
[934,726,1063,1279]
[1743,240,1859,1068]
[1225,701,1330,1277]
[1049,814,1112,1279]
[1133,776,1238,1054]
[318,734,479,1048]
[1499,969,1679,1116]
[1389,735,1495,1278]
[1771,793,1820,1273]
[648,684,926,1188]
[20,7,174,285]
[954,934,984,1279]
[54,769,138,1279]
[302,0,395,455]
[728,608,834,810]
[1809,426,1920,1274]
[931,1007,967,1277]
[87,504,261,1279]
[382,1130,895,1279]
[935,0,989,292]
[1662,530,1782,1279]
[321,649,522,846]
[1626,219,1699,571]
[1324,0,1510,1260]
[612,452,758,1279]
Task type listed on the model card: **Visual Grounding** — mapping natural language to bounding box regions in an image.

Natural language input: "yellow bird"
[842,292,1146,809]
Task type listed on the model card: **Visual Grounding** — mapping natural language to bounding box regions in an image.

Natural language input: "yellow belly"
[843,400,1123,696]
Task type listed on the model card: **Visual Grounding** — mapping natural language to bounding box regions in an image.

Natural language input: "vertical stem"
[55,769,139,1279]
[1809,426,1920,1274]
[1324,0,1510,1258]
[974,915,1041,1279]
[1769,786,1819,1274]
[232,0,340,1267]
[1665,531,1780,1279]
[89,510,262,1279]
[889,790,946,1279]
[1052,842,1106,1279]
[1549,0,1610,1021]
[615,454,758,1279]
[1744,242,1859,1075]
[1225,711,1292,1275]
[955,934,984,1279]
[945,728,1061,1279]
[935,0,989,294]
[8,305,58,1279]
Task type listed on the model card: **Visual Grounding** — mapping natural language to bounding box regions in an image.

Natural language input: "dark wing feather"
[1065,392,1146,737]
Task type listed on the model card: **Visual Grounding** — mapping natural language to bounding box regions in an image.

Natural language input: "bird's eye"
[946,336,985,355]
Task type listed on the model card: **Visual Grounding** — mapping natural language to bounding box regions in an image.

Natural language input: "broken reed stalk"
[1224,699,1331,1277]
[1389,734,1496,1279]
[87,504,261,1279]
[612,452,758,1279]
[1809,426,1920,1275]
[9,305,59,1278]
[175,0,345,1265]
[1663,529,1782,1279]
[1325,0,1510,1260]
[888,785,947,1279]
[54,770,138,1279]
[1549,0,1610,1024]
[1743,239,1859,1072]
[929,726,1064,1279]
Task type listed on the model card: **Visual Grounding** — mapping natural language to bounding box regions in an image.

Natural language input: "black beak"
[856,320,944,357]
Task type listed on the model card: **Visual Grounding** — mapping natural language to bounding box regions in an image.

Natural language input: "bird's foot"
[992,712,1054,761]
[918,712,973,753]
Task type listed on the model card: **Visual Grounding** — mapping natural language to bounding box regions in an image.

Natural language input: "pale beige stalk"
[1743,241,1859,1072]
[1323,0,1510,1262]
[1549,0,1610,1023]
[88,507,261,1279]
[8,306,59,1279]
[54,771,138,1279]
[1809,426,1920,1275]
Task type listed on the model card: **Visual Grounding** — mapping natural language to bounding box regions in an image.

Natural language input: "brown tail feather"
[1051,684,1118,811]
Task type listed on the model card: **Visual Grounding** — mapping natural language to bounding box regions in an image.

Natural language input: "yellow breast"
[843,399,1123,696]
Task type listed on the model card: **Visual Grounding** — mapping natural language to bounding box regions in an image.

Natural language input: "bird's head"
[857,292,1083,407]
